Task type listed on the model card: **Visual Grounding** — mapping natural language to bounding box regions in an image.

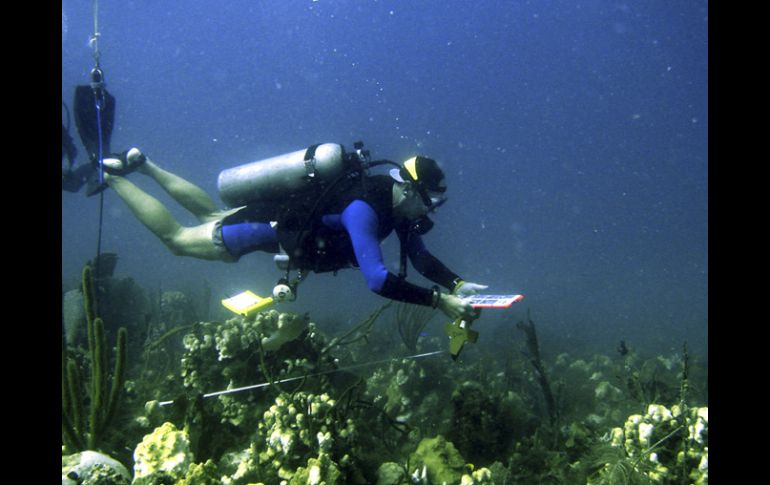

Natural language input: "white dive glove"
[453,280,489,297]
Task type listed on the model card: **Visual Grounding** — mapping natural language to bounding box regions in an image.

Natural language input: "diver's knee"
[162,232,233,261]
[158,230,187,256]
[161,237,185,257]
[165,243,186,257]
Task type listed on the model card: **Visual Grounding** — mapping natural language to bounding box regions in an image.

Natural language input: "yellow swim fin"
[444,319,479,360]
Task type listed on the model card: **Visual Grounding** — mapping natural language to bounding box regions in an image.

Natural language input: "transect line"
[158,350,445,406]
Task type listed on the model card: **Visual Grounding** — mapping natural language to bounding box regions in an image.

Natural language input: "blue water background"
[62,1,708,356]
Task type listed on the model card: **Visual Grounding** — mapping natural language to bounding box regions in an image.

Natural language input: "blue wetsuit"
[219,175,460,307]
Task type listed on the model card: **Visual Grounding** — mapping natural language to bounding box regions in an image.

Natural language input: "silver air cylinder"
[217,143,345,208]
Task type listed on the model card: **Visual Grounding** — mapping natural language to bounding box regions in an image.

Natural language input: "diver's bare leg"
[137,158,221,223]
[105,173,236,261]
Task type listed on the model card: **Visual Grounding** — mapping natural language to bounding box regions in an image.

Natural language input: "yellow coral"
[133,422,192,481]
[647,403,672,422]
[460,466,494,484]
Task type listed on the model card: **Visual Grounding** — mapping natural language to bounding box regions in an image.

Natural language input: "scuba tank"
[217,143,349,208]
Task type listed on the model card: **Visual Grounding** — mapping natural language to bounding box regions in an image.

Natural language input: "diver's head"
[391,156,448,229]
[390,156,447,205]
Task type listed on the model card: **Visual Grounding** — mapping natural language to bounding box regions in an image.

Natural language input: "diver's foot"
[102,148,147,176]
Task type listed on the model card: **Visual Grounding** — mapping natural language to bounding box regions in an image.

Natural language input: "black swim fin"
[62,102,78,167]
[62,123,78,167]
[74,85,116,163]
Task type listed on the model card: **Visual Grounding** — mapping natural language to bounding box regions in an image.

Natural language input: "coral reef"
[289,452,342,484]
[367,357,424,418]
[215,391,354,484]
[364,356,452,436]
[215,309,308,356]
[588,403,708,484]
[180,310,312,394]
[137,308,341,471]
[177,459,221,484]
[552,352,632,427]
[60,272,708,484]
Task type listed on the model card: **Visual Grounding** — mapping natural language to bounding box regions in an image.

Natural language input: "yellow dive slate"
[222,290,274,317]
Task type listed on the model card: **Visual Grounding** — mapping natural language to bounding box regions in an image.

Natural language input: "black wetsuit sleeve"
[378,273,435,306]
[404,232,461,290]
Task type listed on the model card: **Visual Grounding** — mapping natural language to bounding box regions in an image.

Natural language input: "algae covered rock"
[62,450,131,485]
[376,462,406,485]
[132,422,193,483]
[448,381,526,465]
[407,435,494,485]
[409,435,468,485]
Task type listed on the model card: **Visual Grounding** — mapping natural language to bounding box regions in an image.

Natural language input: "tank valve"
[353,141,370,163]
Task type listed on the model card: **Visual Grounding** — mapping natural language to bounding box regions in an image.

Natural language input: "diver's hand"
[453,281,489,297]
[437,292,477,321]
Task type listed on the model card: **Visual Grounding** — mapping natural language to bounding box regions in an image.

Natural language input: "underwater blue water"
[62,0,708,356]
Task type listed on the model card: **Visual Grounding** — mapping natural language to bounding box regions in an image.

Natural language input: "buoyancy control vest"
[276,174,398,274]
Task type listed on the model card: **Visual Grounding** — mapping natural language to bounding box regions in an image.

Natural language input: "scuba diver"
[97,143,488,322]
[61,77,117,196]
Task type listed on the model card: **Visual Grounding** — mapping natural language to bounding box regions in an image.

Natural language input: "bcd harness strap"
[399,231,409,279]
[303,143,321,179]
